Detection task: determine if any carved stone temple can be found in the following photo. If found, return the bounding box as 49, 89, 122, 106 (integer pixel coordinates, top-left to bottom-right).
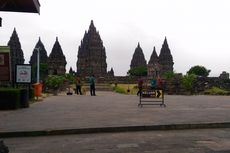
47, 37, 67, 75
158, 37, 174, 75
7, 28, 25, 82
130, 42, 147, 69
148, 46, 161, 78
76, 20, 107, 77
29, 37, 48, 65
148, 37, 174, 77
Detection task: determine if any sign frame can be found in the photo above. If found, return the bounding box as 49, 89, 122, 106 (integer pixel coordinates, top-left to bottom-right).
15, 64, 32, 84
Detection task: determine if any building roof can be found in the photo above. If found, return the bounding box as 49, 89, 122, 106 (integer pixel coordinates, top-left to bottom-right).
0, 0, 40, 14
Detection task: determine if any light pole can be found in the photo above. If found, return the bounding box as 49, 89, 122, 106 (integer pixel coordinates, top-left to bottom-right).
35, 47, 40, 83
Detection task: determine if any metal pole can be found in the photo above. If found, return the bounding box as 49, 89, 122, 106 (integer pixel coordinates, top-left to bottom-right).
35, 48, 40, 83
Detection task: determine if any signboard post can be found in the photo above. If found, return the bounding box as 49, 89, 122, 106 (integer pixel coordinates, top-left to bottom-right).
0, 46, 11, 82
15, 64, 32, 84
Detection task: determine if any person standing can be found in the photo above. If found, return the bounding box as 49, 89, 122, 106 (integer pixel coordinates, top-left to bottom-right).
75, 75, 82, 95
150, 77, 157, 90
157, 76, 163, 89
137, 77, 144, 96
89, 74, 96, 96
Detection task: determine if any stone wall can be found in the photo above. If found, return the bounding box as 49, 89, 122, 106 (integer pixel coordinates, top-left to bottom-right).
162, 77, 230, 95
97, 76, 230, 95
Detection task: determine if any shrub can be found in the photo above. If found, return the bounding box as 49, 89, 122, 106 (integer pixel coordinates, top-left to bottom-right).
162, 71, 176, 80
113, 86, 126, 94
181, 74, 196, 93
204, 87, 229, 95
45, 75, 65, 90
0, 88, 21, 110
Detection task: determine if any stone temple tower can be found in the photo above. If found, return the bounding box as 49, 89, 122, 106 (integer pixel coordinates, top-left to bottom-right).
7, 28, 25, 82
130, 42, 147, 69
48, 37, 67, 75
148, 46, 161, 78
77, 20, 107, 77
29, 37, 48, 65
158, 37, 174, 75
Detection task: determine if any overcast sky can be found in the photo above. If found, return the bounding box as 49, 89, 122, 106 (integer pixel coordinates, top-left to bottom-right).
1, 0, 230, 76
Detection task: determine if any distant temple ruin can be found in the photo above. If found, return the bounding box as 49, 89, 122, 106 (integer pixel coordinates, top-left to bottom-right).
47, 37, 67, 75
7, 28, 25, 82
148, 38, 174, 78
29, 37, 48, 66
130, 43, 147, 69
130, 37, 174, 78
158, 37, 174, 75
76, 20, 107, 77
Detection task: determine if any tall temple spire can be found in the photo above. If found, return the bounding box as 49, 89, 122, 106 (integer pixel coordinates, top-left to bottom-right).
137, 42, 140, 48
8, 28, 25, 82
148, 46, 159, 65
163, 37, 169, 48
38, 36, 41, 42
29, 37, 48, 65
89, 20, 96, 33
29, 37, 48, 82
48, 38, 67, 75
130, 43, 147, 69
77, 20, 107, 77
159, 37, 174, 74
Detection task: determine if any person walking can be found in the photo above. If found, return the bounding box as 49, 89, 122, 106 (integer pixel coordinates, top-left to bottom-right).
89, 74, 96, 96
75, 75, 82, 95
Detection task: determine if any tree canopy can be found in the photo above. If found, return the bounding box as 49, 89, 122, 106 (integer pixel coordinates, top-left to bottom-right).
187, 65, 210, 77
127, 66, 147, 76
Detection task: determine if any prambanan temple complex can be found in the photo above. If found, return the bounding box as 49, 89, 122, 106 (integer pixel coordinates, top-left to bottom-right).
7, 21, 174, 80
3, 20, 230, 93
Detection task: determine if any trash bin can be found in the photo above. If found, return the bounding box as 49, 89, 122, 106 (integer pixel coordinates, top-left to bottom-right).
33, 83, 42, 97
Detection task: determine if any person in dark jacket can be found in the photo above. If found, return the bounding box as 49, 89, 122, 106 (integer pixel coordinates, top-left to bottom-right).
89, 75, 96, 96
75, 75, 82, 95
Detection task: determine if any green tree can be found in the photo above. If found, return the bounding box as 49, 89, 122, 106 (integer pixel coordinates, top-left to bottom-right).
127, 66, 147, 76
181, 74, 196, 93
162, 71, 176, 80
31, 63, 48, 82
187, 65, 210, 77
45, 75, 65, 90
65, 73, 75, 84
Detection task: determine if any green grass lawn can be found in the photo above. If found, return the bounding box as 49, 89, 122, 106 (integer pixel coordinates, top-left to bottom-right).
112, 84, 138, 95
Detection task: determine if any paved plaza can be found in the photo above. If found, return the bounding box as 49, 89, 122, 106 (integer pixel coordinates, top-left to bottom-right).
1, 91, 230, 152
0, 91, 230, 133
